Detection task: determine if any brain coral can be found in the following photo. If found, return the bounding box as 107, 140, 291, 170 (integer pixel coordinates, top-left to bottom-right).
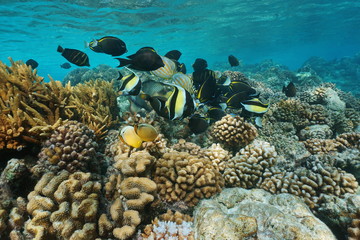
36, 120, 98, 174
25, 170, 101, 240
154, 151, 224, 207
211, 115, 258, 149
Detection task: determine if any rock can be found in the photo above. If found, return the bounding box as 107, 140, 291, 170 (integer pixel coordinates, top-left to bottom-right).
299, 124, 333, 140
194, 188, 336, 240
324, 88, 346, 111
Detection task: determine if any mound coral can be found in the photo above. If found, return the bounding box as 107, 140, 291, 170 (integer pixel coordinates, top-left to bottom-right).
211, 115, 258, 149
36, 121, 98, 174
25, 170, 101, 240
154, 151, 224, 207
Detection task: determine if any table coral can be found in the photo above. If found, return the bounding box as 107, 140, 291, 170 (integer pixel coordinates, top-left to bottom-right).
211, 115, 258, 149
25, 170, 101, 240
36, 120, 98, 174
154, 151, 224, 207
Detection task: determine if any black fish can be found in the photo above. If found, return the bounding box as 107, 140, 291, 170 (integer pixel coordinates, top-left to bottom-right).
196, 76, 217, 103
165, 50, 182, 61
206, 106, 226, 123
116, 47, 164, 71
192, 69, 217, 90
176, 62, 186, 74
228, 55, 240, 67
282, 82, 296, 97
227, 80, 257, 96
25, 59, 38, 69
88, 36, 127, 56
192, 58, 208, 72
188, 114, 209, 134
225, 91, 253, 109
57, 45, 90, 67
60, 62, 71, 69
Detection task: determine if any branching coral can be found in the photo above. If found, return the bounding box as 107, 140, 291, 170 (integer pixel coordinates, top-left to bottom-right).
0, 59, 119, 150
36, 121, 98, 174
211, 115, 258, 149
154, 151, 224, 207
25, 170, 101, 240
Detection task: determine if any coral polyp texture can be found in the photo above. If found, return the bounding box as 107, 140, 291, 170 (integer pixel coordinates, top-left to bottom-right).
36, 120, 98, 173
211, 114, 258, 149
154, 151, 224, 207
25, 170, 101, 240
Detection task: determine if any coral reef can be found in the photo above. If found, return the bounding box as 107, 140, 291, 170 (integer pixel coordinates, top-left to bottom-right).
154, 151, 224, 207
211, 115, 258, 150
35, 121, 98, 174
194, 188, 336, 240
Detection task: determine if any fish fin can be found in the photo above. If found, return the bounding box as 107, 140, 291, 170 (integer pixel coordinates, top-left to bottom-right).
57, 45, 63, 53
117, 71, 123, 80
116, 58, 132, 68
223, 76, 231, 86
84, 41, 89, 48
219, 103, 227, 110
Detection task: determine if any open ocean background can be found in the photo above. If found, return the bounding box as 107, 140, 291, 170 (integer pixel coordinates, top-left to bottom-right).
1, 0, 360, 84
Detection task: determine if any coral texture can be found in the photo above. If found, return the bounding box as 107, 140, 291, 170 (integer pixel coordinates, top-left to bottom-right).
211, 115, 258, 149
36, 121, 98, 173
25, 170, 101, 240
154, 151, 224, 207
203, 143, 232, 172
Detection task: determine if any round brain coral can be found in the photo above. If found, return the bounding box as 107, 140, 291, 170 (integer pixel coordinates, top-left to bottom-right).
154, 151, 224, 207
211, 115, 258, 148
38, 120, 98, 173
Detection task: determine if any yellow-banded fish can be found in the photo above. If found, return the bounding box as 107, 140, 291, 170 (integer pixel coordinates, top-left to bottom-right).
119, 126, 143, 148
206, 105, 226, 123
241, 98, 269, 114
165, 85, 195, 120
57, 45, 90, 67
134, 123, 158, 141
192, 69, 217, 89
117, 71, 141, 96
188, 114, 209, 134
228, 55, 240, 67
225, 91, 253, 109
116, 47, 164, 71
150, 56, 177, 79
140, 94, 169, 119
87, 36, 127, 56
196, 76, 217, 103
171, 72, 194, 95
229, 80, 256, 95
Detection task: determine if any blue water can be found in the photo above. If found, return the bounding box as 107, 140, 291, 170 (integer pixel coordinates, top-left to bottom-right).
1, 0, 360, 81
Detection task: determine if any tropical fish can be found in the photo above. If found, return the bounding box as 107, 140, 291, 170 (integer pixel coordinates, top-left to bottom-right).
206, 105, 226, 123
241, 98, 269, 114
119, 126, 143, 148
228, 80, 256, 95
87, 36, 127, 56
57, 45, 90, 67
228, 55, 240, 67
142, 80, 175, 99
165, 50, 182, 61
176, 62, 187, 74
134, 123, 158, 141
192, 69, 217, 90
255, 116, 263, 128
116, 47, 164, 71
196, 76, 217, 103
128, 95, 152, 113
225, 91, 253, 109
139, 94, 169, 118
188, 114, 209, 134
150, 56, 177, 79
165, 85, 195, 120
117, 71, 141, 96
192, 58, 208, 72
25, 59, 38, 69
60, 62, 71, 69
282, 82, 296, 97
171, 72, 194, 95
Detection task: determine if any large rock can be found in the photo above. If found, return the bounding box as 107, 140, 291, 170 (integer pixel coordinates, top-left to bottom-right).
194, 188, 336, 240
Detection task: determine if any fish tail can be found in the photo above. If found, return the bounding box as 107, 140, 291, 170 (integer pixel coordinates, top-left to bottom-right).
57, 45, 63, 53
84, 41, 89, 48
117, 71, 123, 80
116, 58, 132, 68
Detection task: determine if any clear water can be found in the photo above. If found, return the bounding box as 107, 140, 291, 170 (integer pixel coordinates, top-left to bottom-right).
1, 0, 360, 81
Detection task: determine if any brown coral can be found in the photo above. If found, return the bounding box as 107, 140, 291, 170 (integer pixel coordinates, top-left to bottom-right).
348, 208, 360, 240
211, 115, 258, 149
203, 143, 232, 172
154, 151, 224, 207
36, 120, 98, 174
25, 170, 101, 240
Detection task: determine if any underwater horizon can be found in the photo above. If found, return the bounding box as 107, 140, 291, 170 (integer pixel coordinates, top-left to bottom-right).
1, 0, 360, 84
